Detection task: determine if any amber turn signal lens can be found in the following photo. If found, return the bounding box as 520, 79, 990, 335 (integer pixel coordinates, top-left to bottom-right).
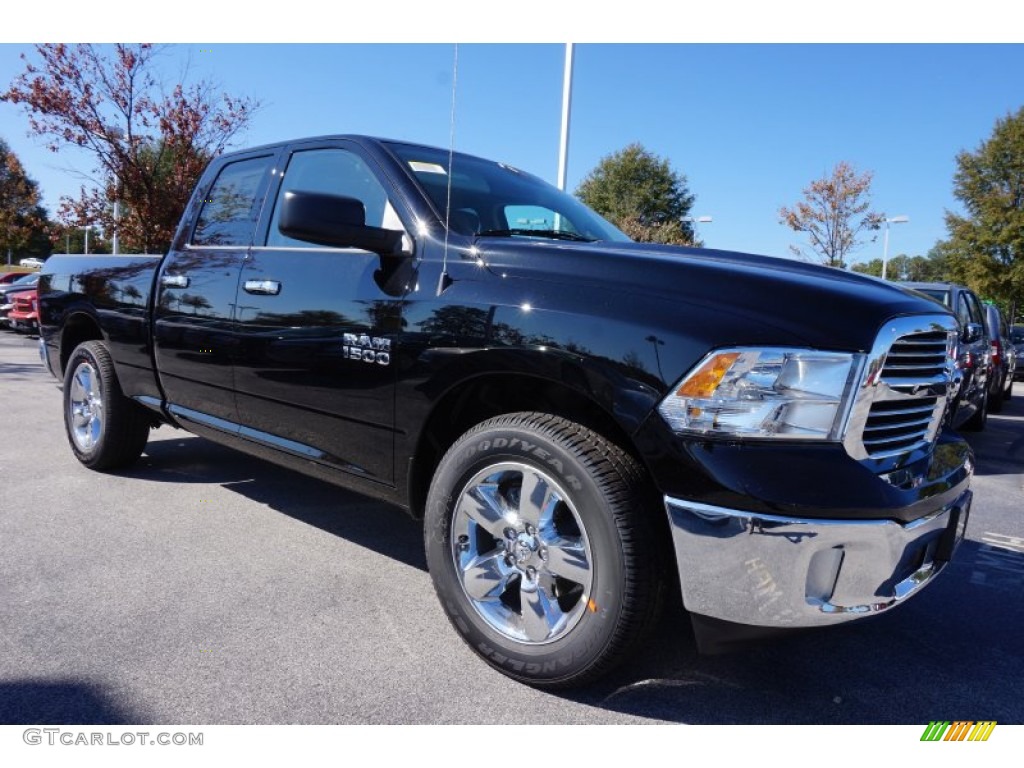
676, 352, 740, 398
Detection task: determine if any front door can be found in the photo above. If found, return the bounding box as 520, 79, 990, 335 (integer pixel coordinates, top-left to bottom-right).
231, 143, 409, 485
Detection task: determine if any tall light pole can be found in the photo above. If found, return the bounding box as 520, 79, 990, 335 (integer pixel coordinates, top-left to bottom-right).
112, 197, 120, 255
83, 225, 92, 255
556, 43, 574, 192
103, 124, 124, 255
881, 215, 909, 280
682, 215, 713, 246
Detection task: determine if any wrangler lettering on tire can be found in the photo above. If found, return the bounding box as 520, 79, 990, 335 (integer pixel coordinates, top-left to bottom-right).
424, 412, 660, 688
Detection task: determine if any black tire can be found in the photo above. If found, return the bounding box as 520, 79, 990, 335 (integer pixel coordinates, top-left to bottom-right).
1004, 375, 1013, 402
962, 389, 988, 432
424, 412, 661, 688
63, 340, 151, 470
989, 381, 1004, 412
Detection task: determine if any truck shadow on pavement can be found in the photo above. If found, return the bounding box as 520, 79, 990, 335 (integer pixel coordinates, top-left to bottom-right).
124, 432, 428, 572
570, 537, 1024, 724
0, 681, 142, 725
0, 360, 46, 381
121, 432, 1023, 724
959, 388, 1024, 477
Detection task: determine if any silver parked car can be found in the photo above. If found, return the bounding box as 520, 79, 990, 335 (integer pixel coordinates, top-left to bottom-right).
1011, 325, 1024, 382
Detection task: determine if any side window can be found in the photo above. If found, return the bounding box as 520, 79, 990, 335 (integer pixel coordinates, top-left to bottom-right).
267, 148, 393, 248
192, 156, 271, 247
966, 293, 985, 326
956, 294, 972, 329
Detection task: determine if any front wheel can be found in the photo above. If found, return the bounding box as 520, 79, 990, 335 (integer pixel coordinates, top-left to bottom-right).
63, 340, 151, 470
425, 413, 661, 688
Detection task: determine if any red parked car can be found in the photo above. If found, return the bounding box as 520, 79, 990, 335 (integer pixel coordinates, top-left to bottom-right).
8, 288, 39, 333
0, 271, 31, 285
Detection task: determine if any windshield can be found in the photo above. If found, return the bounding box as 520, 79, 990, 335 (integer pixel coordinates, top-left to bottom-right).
385, 142, 630, 243
6, 273, 39, 288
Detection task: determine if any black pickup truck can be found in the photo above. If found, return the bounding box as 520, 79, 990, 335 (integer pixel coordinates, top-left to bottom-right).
38, 135, 973, 687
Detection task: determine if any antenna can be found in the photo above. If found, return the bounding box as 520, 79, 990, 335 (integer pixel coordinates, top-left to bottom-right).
437, 43, 458, 296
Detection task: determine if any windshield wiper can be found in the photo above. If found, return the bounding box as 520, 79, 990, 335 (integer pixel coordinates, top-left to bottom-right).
475, 228, 595, 242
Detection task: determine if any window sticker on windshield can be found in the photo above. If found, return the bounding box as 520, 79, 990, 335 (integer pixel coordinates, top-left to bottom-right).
409, 161, 447, 175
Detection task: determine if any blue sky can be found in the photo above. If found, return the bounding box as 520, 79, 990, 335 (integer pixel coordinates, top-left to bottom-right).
2, 41, 1023, 264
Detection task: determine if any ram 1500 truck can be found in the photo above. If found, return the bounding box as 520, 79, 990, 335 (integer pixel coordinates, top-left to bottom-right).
38, 135, 973, 688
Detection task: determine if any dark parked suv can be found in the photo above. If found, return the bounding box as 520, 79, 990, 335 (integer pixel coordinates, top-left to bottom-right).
983, 303, 1015, 410
902, 282, 991, 430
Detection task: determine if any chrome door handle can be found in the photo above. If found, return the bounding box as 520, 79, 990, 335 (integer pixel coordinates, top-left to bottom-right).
244, 279, 281, 296
160, 274, 190, 289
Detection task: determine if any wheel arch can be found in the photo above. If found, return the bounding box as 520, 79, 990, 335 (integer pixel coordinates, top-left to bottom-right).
406, 368, 658, 521
59, 310, 106, 377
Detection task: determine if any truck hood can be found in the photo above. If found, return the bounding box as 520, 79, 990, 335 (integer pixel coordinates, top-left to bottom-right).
468, 238, 943, 352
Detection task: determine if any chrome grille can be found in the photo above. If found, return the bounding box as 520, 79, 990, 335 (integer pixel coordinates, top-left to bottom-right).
864, 330, 950, 458
844, 316, 957, 463
879, 331, 949, 380
863, 397, 940, 455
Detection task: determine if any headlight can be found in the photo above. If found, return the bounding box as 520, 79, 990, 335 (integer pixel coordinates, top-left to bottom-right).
657, 348, 863, 440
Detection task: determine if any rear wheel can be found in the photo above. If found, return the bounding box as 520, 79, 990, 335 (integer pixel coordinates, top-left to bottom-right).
63, 340, 151, 470
424, 412, 661, 688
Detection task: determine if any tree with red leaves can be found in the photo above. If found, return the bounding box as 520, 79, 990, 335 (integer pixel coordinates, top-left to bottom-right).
2, 44, 258, 254
779, 161, 884, 269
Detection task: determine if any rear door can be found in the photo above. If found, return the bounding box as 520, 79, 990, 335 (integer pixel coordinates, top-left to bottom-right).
230, 140, 411, 485
153, 151, 277, 429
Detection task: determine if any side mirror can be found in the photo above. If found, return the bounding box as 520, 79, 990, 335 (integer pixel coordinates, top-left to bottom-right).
278, 190, 406, 256
962, 322, 984, 345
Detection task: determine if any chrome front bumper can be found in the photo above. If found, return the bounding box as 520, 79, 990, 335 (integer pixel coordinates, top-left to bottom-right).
665, 491, 971, 627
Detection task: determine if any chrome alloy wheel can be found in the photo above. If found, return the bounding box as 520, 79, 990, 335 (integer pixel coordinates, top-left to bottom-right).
68, 361, 104, 452
451, 462, 594, 645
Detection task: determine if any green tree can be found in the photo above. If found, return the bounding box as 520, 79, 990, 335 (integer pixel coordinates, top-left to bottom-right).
851, 257, 886, 278
575, 143, 697, 245
0, 138, 47, 264
21, 205, 54, 259
779, 161, 884, 269
940, 106, 1024, 324
851, 249, 951, 282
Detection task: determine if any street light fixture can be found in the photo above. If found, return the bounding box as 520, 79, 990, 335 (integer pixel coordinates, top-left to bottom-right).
682, 215, 713, 246
881, 215, 909, 280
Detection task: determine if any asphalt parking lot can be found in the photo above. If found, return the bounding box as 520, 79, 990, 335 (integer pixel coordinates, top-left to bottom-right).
1, 331, 1022, 725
